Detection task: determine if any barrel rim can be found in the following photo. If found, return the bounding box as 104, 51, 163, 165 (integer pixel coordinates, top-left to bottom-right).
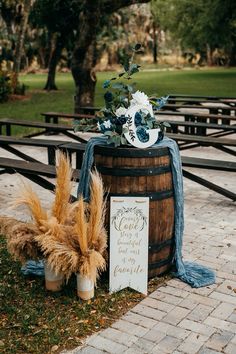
94, 144, 169, 157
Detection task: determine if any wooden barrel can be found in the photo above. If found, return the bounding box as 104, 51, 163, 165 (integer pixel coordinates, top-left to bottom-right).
94, 145, 175, 279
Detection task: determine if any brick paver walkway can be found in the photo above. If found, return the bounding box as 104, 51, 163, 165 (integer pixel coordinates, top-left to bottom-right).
0, 135, 235, 354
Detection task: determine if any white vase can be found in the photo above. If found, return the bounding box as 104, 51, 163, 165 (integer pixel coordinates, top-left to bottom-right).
44, 261, 64, 291
76, 274, 94, 300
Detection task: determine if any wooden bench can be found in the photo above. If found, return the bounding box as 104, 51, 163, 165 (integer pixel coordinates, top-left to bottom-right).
156, 110, 236, 138
181, 156, 236, 172
0, 157, 80, 201
0, 136, 65, 164
59, 142, 86, 169
166, 120, 236, 136
156, 110, 236, 123
41, 111, 96, 124
162, 103, 236, 115
168, 94, 236, 104
0, 118, 89, 143
181, 156, 236, 201
41, 109, 236, 139
40, 109, 236, 144
0, 135, 87, 168
168, 97, 236, 106
167, 132, 236, 156
167, 132, 236, 146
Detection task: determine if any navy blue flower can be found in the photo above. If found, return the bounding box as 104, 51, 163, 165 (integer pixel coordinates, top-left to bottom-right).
104, 91, 113, 102
115, 124, 123, 134
136, 126, 149, 143
134, 112, 142, 126
117, 115, 128, 125
98, 124, 106, 133
156, 131, 164, 143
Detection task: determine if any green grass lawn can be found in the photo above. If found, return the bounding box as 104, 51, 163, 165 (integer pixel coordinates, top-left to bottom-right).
0, 67, 235, 136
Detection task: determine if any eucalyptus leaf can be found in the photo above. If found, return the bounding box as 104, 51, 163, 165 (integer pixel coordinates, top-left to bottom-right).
110, 135, 117, 144
121, 136, 127, 145
123, 62, 130, 72
112, 83, 125, 90
127, 84, 134, 92
147, 121, 153, 129
153, 121, 160, 129
104, 131, 113, 136
129, 63, 140, 75
115, 135, 121, 147
162, 121, 171, 128
83, 125, 94, 132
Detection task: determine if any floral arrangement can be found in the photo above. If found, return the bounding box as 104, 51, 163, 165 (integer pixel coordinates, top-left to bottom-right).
75, 44, 170, 147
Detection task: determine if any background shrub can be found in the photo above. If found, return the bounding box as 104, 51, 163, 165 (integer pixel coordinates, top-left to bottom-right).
0, 71, 11, 103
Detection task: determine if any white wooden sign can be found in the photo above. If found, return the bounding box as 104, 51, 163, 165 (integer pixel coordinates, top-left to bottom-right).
123, 104, 160, 148
109, 196, 149, 295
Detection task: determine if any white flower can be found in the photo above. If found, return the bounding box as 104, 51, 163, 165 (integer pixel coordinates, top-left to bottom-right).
103, 120, 112, 128
130, 90, 150, 107
115, 107, 127, 117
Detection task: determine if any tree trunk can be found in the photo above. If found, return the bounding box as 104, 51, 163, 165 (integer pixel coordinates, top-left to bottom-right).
152, 22, 158, 64
72, 0, 150, 111
72, 1, 101, 112
72, 42, 98, 111
227, 44, 236, 66
38, 31, 53, 69
13, 0, 31, 76
44, 34, 64, 91
206, 43, 213, 66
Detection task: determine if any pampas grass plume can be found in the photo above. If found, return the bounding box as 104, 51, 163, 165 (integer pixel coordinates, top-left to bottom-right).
73, 196, 88, 255
13, 183, 47, 227
51, 152, 73, 224
88, 170, 106, 246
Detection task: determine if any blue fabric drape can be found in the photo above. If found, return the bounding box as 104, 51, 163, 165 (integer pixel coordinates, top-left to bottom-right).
21, 260, 44, 276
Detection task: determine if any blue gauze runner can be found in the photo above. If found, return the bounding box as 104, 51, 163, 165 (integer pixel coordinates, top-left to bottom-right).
21, 260, 44, 276
77, 135, 215, 288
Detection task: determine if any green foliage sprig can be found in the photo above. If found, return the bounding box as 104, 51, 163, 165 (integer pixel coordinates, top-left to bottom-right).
101, 43, 142, 111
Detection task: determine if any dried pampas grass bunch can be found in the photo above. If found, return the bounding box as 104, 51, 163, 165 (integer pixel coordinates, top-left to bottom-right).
36, 169, 107, 284
0, 216, 41, 262
2, 152, 107, 284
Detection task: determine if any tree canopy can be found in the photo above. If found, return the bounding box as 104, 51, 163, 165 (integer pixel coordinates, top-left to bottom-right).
151, 0, 236, 65
1, 0, 236, 107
